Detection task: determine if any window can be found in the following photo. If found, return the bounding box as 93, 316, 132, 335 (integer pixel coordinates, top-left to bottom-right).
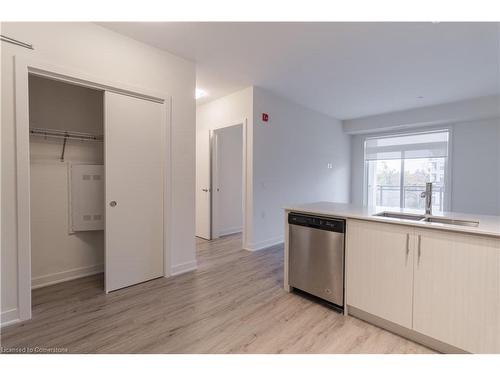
364, 130, 450, 211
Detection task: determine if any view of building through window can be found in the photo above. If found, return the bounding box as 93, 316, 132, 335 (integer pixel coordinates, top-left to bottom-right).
365, 130, 449, 211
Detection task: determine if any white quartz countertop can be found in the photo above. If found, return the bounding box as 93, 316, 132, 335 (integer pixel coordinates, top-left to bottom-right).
284, 202, 500, 238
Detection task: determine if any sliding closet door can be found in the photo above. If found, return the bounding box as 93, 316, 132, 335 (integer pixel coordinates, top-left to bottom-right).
104, 92, 165, 292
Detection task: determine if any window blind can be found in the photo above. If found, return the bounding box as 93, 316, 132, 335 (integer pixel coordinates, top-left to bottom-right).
365, 130, 449, 161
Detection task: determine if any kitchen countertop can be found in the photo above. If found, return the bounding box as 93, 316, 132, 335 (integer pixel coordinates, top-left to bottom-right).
284, 202, 500, 238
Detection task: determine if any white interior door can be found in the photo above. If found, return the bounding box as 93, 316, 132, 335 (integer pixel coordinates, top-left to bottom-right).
211, 125, 243, 238
195, 131, 212, 240
104, 91, 165, 292
211, 131, 220, 238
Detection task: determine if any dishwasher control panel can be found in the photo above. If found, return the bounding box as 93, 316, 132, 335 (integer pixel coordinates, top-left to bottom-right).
288, 213, 345, 233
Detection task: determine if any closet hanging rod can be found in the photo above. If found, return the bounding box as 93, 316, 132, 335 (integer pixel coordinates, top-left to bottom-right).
29, 127, 103, 142
1, 34, 34, 50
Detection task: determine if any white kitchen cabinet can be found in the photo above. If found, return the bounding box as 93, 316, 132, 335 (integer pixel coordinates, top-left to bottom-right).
346, 219, 415, 329
347, 219, 500, 353
413, 229, 500, 353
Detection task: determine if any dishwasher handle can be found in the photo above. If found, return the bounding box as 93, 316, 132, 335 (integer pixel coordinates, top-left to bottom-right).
288, 213, 345, 233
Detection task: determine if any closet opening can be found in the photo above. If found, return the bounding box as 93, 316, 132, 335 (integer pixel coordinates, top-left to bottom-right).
28, 74, 105, 296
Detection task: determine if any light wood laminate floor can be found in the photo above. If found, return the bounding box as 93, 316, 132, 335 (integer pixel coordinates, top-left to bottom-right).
1, 234, 434, 353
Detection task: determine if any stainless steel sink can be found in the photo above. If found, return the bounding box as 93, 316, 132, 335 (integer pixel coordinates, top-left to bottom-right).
373, 211, 479, 227
373, 212, 425, 221
419, 217, 480, 227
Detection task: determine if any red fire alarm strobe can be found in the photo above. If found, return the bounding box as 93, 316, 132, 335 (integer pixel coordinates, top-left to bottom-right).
262, 113, 269, 122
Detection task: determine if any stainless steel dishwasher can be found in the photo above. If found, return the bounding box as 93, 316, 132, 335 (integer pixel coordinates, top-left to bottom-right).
288, 212, 345, 309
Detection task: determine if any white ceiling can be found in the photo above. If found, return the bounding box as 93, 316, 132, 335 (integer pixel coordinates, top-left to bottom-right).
99, 22, 500, 120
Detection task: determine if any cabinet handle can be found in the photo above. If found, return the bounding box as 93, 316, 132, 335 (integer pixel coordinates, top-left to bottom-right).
417, 234, 422, 263
406, 233, 410, 256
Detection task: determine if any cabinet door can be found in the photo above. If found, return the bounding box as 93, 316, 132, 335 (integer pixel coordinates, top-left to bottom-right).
346, 220, 414, 328
413, 229, 500, 353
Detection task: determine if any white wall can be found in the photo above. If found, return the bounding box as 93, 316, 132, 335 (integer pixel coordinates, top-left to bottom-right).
196, 86, 351, 250
251, 87, 351, 250
195, 87, 253, 242
349, 98, 500, 216
29, 76, 104, 288
214, 125, 243, 236
450, 118, 500, 215
29, 75, 104, 134
1, 22, 196, 324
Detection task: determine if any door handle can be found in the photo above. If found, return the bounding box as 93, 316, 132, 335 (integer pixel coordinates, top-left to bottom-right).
406, 233, 410, 256
202, 188, 210, 192
417, 234, 422, 263
109, 200, 117, 207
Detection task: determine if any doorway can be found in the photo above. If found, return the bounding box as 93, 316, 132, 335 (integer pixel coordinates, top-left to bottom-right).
15, 58, 171, 321
211, 124, 244, 239
28, 75, 105, 292
28, 75, 167, 296
196, 121, 247, 242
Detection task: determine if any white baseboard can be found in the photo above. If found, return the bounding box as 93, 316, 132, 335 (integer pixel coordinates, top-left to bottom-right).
32, 264, 104, 289
170, 260, 197, 276
1, 308, 20, 328
218, 226, 243, 237
245, 236, 284, 251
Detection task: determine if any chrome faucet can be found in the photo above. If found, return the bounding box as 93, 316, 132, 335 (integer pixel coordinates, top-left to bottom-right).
420, 182, 433, 215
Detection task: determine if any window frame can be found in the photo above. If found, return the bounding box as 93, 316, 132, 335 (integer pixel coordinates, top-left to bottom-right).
362, 128, 453, 212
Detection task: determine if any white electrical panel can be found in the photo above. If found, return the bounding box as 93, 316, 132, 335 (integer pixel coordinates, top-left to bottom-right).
70, 164, 104, 231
